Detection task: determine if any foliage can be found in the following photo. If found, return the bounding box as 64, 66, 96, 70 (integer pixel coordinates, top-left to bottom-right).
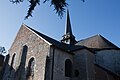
9, 0, 85, 19
0, 46, 6, 55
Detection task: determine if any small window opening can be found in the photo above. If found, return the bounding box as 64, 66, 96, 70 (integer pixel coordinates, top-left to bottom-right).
65, 59, 72, 77
26, 57, 35, 80
74, 70, 79, 77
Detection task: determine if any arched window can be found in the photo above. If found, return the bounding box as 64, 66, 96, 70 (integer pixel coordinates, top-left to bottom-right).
20, 45, 28, 66
65, 59, 72, 77
10, 53, 16, 70
26, 57, 35, 80
15, 45, 28, 80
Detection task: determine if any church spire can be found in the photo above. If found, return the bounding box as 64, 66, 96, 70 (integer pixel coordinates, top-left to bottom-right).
65, 9, 72, 35
61, 10, 76, 45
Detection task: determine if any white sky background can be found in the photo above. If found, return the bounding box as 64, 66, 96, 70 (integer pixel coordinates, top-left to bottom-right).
0, 0, 120, 53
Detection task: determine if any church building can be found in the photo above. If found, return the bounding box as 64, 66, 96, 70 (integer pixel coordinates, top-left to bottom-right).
1, 11, 120, 80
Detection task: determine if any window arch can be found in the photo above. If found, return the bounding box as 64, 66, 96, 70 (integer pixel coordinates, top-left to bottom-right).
65, 59, 72, 77
26, 57, 35, 80
20, 45, 28, 65
10, 53, 16, 70
15, 45, 28, 80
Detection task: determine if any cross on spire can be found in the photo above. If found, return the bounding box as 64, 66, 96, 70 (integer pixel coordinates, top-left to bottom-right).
61, 9, 76, 45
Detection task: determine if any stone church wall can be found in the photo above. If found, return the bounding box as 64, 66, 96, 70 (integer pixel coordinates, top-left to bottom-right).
73, 49, 95, 80
96, 49, 120, 75
94, 64, 120, 80
51, 47, 73, 80
3, 25, 51, 80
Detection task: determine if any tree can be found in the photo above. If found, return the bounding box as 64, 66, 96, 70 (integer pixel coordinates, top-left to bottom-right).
9, 0, 85, 19
0, 46, 6, 55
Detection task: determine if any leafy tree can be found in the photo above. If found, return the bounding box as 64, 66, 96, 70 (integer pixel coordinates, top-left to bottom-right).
0, 46, 6, 55
9, 0, 85, 19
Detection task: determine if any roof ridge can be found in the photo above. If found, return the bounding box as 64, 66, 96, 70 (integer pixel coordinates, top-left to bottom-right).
25, 24, 59, 43
76, 34, 118, 48
98, 35, 118, 48
77, 34, 100, 42
23, 24, 69, 51
23, 24, 52, 45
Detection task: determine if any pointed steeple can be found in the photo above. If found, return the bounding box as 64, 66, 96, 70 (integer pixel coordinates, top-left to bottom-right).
61, 10, 76, 45
65, 9, 72, 35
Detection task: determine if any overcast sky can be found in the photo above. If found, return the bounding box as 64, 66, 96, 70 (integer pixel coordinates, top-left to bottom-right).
0, 0, 120, 53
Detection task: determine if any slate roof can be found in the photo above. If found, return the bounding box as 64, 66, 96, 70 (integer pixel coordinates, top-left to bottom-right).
95, 63, 120, 77
25, 25, 67, 49
25, 24, 85, 52
25, 24, 119, 52
76, 34, 118, 49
